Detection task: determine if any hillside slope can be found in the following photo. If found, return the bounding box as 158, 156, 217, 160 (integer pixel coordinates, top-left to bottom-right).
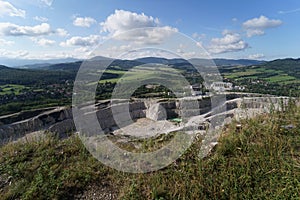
0, 65, 75, 85
0, 101, 299, 199
222, 58, 300, 96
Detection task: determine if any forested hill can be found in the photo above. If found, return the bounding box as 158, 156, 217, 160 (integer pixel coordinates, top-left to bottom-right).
221, 58, 300, 96
264, 58, 300, 79
1, 57, 299, 86
0, 65, 75, 85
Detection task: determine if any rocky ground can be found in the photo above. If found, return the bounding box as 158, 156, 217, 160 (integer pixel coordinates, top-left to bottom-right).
113, 118, 180, 138
74, 184, 118, 200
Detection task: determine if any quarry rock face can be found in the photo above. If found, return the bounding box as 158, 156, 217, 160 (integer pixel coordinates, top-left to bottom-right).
146, 103, 167, 121
0, 95, 292, 144
0, 108, 74, 144
48, 119, 75, 137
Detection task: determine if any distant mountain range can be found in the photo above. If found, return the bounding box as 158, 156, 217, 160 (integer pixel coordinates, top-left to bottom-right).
0, 57, 298, 74
0, 57, 299, 86
135, 57, 265, 66
0, 57, 80, 68
0, 56, 266, 68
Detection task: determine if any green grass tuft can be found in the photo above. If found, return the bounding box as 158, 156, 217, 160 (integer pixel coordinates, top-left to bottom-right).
0, 102, 299, 199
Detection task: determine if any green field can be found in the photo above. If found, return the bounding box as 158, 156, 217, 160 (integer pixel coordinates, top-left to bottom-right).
266, 74, 296, 83
97, 67, 185, 88
223, 66, 299, 84
224, 69, 261, 79
0, 84, 28, 95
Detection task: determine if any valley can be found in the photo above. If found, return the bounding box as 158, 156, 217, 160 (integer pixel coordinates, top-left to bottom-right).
0, 57, 299, 199
1, 1, 300, 199
0, 57, 299, 116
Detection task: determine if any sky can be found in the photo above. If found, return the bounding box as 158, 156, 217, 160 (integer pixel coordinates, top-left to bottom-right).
0, 0, 300, 62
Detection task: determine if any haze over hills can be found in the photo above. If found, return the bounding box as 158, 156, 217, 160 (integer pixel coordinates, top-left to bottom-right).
1, 56, 267, 70
0, 57, 297, 74
0, 57, 81, 68
0, 57, 298, 87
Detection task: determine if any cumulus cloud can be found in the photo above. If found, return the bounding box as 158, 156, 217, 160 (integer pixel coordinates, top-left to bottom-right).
73, 17, 97, 27
0, 49, 29, 58
34, 16, 48, 22
0, 22, 67, 38
243, 15, 282, 37
196, 42, 203, 48
60, 35, 101, 47
107, 44, 132, 53
56, 28, 68, 37
176, 48, 196, 58
248, 53, 265, 60
192, 32, 206, 40
245, 29, 265, 37
0, 22, 52, 36
175, 43, 206, 59
100, 10, 177, 45
101, 10, 160, 35
31, 38, 56, 46
114, 26, 178, 45
0, 0, 26, 18
0, 38, 14, 45
208, 31, 249, 54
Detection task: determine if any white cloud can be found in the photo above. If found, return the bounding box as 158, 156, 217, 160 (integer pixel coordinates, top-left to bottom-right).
176, 48, 196, 58
100, 10, 177, 45
208, 32, 249, 54
211, 32, 240, 45
23, 51, 80, 60
60, 35, 101, 47
243, 15, 282, 29
31, 38, 56, 46
278, 8, 300, 14
113, 26, 178, 45
107, 44, 132, 52
243, 15, 282, 37
175, 43, 206, 59
0, 23, 68, 37
245, 29, 265, 37
0, 22, 52, 36
40, 0, 53, 6
0, 0, 25, 18
74, 46, 91, 53
192, 32, 206, 40
73, 47, 94, 58
232, 18, 238, 22
196, 42, 203, 47
0, 49, 29, 58
248, 53, 265, 60
182, 51, 196, 58
56, 28, 68, 37
101, 10, 160, 35
221, 29, 234, 35
73, 17, 97, 27
34, 16, 48, 22
0, 38, 14, 45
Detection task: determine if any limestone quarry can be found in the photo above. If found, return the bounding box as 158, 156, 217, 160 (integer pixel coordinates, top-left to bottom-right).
0, 93, 291, 145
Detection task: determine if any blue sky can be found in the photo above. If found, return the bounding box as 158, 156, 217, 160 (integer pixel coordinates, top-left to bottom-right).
0, 0, 299, 61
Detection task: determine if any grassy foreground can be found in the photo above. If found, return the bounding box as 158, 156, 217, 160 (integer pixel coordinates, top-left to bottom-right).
0, 102, 300, 199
